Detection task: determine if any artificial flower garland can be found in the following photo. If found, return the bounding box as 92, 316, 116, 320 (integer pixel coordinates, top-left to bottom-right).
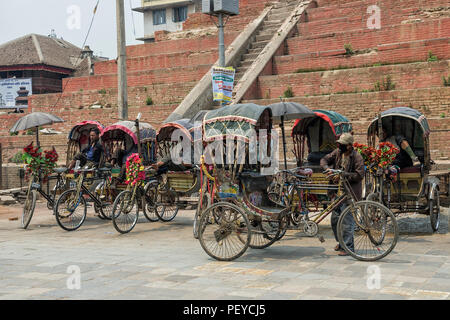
125, 153, 145, 185
22, 142, 58, 181
353, 141, 399, 169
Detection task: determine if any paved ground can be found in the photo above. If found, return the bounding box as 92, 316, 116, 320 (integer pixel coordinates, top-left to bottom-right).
0, 201, 449, 300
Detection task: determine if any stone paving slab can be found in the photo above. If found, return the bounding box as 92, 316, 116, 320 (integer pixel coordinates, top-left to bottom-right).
0, 203, 449, 300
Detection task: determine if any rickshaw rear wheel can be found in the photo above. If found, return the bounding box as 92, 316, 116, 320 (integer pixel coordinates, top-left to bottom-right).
249, 216, 283, 249
337, 200, 398, 261
429, 187, 440, 232
198, 202, 250, 261
155, 190, 179, 222
112, 190, 139, 234
143, 181, 159, 222
22, 189, 37, 229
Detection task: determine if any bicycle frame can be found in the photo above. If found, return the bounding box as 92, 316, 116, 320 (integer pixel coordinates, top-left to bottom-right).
27, 171, 65, 208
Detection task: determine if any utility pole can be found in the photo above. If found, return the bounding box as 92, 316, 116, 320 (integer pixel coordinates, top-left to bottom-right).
218, 13, 225, 67
116, 0, 128, 120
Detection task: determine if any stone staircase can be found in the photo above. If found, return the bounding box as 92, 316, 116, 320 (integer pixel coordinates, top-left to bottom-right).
233, 0, 300, 83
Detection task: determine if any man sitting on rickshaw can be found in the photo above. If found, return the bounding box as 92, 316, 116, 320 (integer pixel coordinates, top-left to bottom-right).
320, 133, 364, 256
68, 128, 104, 170
378, 126, 420, 169
110, 144, 138, 185
152, 141, 192, 174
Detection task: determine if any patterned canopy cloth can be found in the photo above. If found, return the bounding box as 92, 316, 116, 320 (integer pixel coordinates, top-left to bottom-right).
203, 103, 272, 142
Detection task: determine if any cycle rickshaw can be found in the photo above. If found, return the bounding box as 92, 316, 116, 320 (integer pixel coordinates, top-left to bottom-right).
155, 118, 202, 222
196, 104, 398, 261
282, 110, 354, 235
365, 107, 442, 231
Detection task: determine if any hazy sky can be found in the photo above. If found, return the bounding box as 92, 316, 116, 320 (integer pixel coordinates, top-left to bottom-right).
0, 0, 144, 59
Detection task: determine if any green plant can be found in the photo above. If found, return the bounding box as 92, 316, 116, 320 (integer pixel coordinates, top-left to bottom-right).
374, 76, 396, 91
9, 131, 18, 136
98, 88, 107, 94
79, 88, 84, 92
440, 113, 445, 118
9, 151, 24, 163
372, 63, 382, 67
283, 86, 294, 98
443, 76, 450, 87
146, 97, 153, 106
344, 44, 354, 56
427, 51, 438, 62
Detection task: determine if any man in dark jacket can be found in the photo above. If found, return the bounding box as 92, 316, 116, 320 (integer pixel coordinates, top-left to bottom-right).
320, 133, 364, 256
68, 128, 103, 170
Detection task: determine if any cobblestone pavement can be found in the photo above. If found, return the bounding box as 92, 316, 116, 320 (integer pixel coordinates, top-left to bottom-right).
0, 202, 449, 300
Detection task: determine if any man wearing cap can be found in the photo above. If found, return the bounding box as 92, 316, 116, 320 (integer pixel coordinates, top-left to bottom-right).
320, 133, 364, 256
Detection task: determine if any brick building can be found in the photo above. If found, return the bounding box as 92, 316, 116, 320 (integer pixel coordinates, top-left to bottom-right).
0, 34, 106, 95
0, 0, 449, 180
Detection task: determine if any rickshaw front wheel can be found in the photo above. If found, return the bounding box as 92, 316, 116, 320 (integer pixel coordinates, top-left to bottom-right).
429, 187, 440, 232
22, 189, 37, 229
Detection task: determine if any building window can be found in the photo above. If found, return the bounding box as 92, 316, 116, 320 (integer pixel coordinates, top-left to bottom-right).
173, 6, 188, 22
153, 9, 166, 25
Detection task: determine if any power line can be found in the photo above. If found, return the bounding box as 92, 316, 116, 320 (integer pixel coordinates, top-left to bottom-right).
51, 0, 100, 110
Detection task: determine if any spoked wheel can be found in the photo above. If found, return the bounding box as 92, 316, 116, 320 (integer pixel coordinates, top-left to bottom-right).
55, 189, 87, 231
194, 189, 212, 239
22, 189, 37, 229
143, 182, 159, 222
96, 183, 115, 220
429, 187, 440, 232
337, 200, 398, 261
198, 202, 250, 261
248, 213, 286, 249
112, 190, 139, 234
155, 189, 179, 222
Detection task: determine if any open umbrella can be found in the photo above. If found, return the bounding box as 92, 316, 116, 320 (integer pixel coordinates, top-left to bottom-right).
268, 101, 315, 170
10, 112, 65, 148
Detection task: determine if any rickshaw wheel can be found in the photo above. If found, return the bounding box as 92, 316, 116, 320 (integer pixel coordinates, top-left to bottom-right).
429, 188, 440, 232
366, 192, 380, 203
194, 191, 211, 239
337, 200, 398, 261
22, 189, 37, 229
198, 202, 250, 261
155, 190, 179, 222
143, 181, 159, 222
249, 211, 288, 249
55, 189, 87, 231
112, 190, 139, 234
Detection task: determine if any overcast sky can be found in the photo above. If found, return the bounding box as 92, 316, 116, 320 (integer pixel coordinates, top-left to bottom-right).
0, 0, 144, 59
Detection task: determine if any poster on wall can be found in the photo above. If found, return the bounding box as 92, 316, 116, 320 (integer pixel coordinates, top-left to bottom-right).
211, 67, 235, 104
0, 78, 32, 109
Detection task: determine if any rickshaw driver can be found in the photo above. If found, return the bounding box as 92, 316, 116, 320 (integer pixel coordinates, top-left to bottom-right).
152, 141, 192, 175
378, 126, 420, 168
320, 133, 365, 256
110, 144, 138, 185
68, 128, 104, 170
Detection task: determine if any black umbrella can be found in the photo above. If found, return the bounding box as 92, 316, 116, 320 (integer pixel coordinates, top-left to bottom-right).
10, 112, 65, 148
268, 101, 315, 170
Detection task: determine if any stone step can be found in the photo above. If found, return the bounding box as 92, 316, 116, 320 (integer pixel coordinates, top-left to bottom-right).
251, 40, 270, 49
255, 34, 273, 42
268, 11, 290, 21
247, 47, 264, 55
239, 60, 254, 68
258, 28, 280, 37
242, 52, 259, 60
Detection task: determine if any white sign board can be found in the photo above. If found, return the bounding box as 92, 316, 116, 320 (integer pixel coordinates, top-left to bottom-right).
0, 78, 32, 108
211, 67, 235, 104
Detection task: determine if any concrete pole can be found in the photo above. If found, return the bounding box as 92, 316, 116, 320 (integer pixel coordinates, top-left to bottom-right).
218, 13, 225, 67
116, 0, 128, 120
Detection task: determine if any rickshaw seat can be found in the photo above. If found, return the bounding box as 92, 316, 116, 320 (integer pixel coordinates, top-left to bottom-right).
54, 167, 68, 174
167, 170, 192, 175
399, 166, 421, 174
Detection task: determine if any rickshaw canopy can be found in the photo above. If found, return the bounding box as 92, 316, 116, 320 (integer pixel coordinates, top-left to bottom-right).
157, 119, 194, 143
367, 107, 431, 137
101, 121, 156, 145
67, 120, 103, 141
203, 103, 272, 142
292, 109, 352, 137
